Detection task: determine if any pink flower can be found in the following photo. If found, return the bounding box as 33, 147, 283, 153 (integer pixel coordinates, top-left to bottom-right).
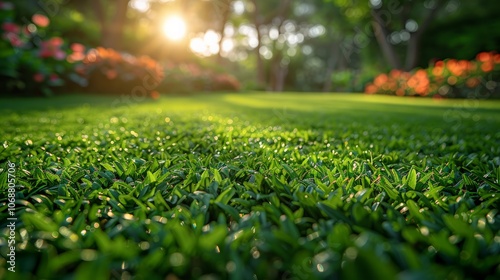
34, 73, 44, 82
2, 22, 19, 33
49, 37, 63, 47
38, 38, 66, 60
70, 43, 85, 53
32, 14, 50, 28
6, 33, 23, 47
67, 52, 85, 63
53, 50, 66, 60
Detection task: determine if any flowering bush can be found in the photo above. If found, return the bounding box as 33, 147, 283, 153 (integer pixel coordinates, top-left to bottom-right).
0, 2, 84, 95
0, 1, 239, 96
69, 47, 165, 95
365, 51, 500, 98
70, 52, 241, 95
161, 63, 241, 93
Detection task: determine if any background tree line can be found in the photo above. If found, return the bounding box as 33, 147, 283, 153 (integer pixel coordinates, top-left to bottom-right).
11, 0, 500, 92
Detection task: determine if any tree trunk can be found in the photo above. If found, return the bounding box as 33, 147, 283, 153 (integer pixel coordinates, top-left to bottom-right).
405, 34, 421, 71
371, 8, 402, 69
216, 0, 231, 63
275, 64, 288, 92
251, 0, 266, 89
323, 42, 340, 92
269, 48, 280, 91
404, 0, 444, 70
94, 0, 129, 49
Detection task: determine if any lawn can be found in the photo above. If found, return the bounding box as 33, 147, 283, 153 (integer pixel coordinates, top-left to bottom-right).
1, 92, 500, 280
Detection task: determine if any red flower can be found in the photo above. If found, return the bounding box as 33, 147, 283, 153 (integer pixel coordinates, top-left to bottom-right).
39, 48, 52, 58
2, 22, 19, 33
33, 73, 44, 82
50, 74, 59, 81
32, 14, 50, 28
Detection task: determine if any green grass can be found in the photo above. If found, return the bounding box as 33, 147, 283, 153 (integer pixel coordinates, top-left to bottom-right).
1, 92, 500, 280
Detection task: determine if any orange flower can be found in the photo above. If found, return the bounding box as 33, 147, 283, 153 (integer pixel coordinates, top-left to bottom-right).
365, 84, 378, 94
447, 59, 465, 76
32, 14, 50, 28
477, 52, 492, 62
432, 66, 444, 76
481, 62, 494, 72
415, 69, 427, 77
389, 69, 402, 78
373, 74, 388, 87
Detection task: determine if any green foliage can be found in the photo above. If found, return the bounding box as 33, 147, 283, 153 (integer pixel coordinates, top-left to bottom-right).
421, 0, 500, 64
1, 93, 500, 279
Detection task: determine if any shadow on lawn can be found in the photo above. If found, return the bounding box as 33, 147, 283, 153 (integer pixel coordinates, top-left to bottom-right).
1, 93, 499, 131
214, 94, 500, 131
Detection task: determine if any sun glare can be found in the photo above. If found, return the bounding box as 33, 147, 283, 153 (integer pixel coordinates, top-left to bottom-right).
162, 16, 187, 41
189, 29, 233, 57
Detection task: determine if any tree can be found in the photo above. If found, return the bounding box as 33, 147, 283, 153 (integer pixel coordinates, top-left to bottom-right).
370, 0, 451, 70
92, 0, 130, 49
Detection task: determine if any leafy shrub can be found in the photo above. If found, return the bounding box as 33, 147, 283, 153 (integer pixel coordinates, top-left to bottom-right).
365, 51, 500, 98
210, 73, 241, 91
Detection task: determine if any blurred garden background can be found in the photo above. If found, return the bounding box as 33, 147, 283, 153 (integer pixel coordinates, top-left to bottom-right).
1, 0, 500, 97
